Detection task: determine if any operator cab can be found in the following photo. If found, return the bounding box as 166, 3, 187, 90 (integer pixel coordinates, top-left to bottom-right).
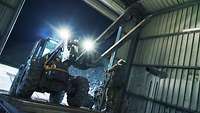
30, 38, 78, 63
42, 39, 59, 57
31, 39, 60, 60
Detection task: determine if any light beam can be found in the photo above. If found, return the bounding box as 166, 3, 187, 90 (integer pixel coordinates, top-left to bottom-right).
82, 39, 95, 52
57, 27, 71, 41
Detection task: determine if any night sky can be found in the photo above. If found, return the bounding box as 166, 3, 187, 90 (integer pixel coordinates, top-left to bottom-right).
1, 0, 112, 67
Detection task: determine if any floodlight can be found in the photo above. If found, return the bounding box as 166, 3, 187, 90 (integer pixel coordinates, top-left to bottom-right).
82, 39, 95, 52
58, 27, 71, 40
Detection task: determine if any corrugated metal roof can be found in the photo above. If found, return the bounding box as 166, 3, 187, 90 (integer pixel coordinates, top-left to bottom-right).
141, 0, 193, 12
100, 0, 125, 15
113, 0, 196, 13
84, 0, 198, 21
84, 0, 121, 21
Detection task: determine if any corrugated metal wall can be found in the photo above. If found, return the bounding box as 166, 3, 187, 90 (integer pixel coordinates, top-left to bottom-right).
124, 1, 200, 113
0, 0, 25, 55
141, 0, 193, 12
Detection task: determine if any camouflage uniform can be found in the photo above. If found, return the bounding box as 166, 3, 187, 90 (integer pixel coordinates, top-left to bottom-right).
94, 86, 104, 111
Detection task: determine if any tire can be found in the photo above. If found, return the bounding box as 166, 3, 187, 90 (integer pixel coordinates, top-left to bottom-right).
16, 59, 43, 99
49, 91, 65, 104
16, 77, 35, 98
82, 94, 94, 109
67, 76, 89, 107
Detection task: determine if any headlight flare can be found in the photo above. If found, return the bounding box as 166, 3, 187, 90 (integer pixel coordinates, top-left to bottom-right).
82, 39, 95, 52
57, 27, 72, 41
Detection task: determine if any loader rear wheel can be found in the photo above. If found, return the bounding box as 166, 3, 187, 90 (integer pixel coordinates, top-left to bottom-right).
16, 73, 37, 99
49, 91, 65, 104
16, 59, 43, 99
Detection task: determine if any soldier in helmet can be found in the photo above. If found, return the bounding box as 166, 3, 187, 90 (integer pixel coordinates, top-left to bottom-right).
105, 59, 127, 113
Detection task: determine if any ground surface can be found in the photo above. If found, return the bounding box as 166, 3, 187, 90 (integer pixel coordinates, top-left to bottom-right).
0, 94, 99, 113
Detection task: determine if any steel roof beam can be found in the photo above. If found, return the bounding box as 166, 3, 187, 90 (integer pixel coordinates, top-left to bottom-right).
83, 0, 119, 21
76, 4, 139, 61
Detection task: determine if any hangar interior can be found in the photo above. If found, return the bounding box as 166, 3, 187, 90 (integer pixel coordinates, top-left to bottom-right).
96, 0, 200, 113
1, 0, 200, 113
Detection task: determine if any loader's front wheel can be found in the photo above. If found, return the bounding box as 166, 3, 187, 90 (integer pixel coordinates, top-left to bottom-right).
67, 76, 89, 107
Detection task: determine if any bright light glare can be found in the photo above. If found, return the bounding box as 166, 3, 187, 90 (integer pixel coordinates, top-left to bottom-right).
58, 28, 71, 40
82, 39, 95, 52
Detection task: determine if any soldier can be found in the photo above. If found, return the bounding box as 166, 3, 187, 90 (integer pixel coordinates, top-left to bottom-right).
94, 85, 104, 111
105, 59, 127, 113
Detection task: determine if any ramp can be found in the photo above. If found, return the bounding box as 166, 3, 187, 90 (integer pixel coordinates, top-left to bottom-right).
0, 94, 98, 113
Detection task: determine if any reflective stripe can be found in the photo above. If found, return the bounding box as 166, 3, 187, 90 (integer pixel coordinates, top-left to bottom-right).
45, 68, 68, 73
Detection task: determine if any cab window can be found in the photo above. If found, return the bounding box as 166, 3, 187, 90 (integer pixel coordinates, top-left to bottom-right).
42, 40, 59, 56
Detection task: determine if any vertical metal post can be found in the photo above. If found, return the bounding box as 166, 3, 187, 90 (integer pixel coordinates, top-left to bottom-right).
108, 26, 123, 68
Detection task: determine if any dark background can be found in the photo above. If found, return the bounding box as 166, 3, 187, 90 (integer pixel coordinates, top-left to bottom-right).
0, 0, 112, 67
